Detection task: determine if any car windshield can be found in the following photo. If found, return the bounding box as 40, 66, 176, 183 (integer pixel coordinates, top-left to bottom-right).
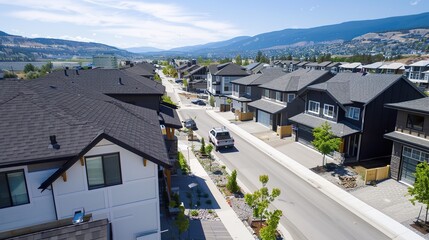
216, 132, 231, 140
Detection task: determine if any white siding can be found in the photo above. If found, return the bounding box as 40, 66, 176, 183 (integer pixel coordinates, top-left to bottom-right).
52, 139, 160, 240
0, 166, 56, 231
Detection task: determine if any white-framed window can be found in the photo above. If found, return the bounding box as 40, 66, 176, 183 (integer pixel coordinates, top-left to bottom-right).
323, 104, 335, 118
287, 93, 295, 103
308, 100, 320, 114
86, 153, 122, 190
275, 92, 283, 102
0, 169, 30, 208
263, 89, 270, 99
345, 106, 360, 120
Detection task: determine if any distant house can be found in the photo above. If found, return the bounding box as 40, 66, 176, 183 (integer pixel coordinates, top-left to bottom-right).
406, 60, 429, 88
0, 80, 171, 239
124, 62, 156, 80
287, 60, 302, 72
325, 62, 343, 74
227, 68, 287, 115
361, 62, 385, 73
289, 73, 425, 164
306, 61, 333, 71
379, 62, 405, 75
92, 55, 118, 69
206, 62, 249, 106
184, 65, 208, 92
339, 62, 362, 73
384, 97, 429, 185
244, 62, 265, 74
249, 69, 333, 132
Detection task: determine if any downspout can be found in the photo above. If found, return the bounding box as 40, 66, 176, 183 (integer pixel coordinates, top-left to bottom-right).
51, 184, 59, 220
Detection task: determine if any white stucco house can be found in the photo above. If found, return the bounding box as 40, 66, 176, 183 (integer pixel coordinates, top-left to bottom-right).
0, 79, 172, 239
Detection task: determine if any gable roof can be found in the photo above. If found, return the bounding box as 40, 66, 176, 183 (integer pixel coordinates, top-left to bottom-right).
232, 68, 287, 86
184, 65, 207, 78
308, 73, 404, 105
37, 68, 165, 95
385, 97, 429, 115
0, 80, 170, 170
362, 62, 384, 69
409, 60, 429, 67
379, 62, 405, 70
259, 68, 331, 92
208, 62, 249, 76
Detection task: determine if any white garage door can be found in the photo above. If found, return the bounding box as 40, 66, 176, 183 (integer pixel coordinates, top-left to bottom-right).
257, 110, 271, 127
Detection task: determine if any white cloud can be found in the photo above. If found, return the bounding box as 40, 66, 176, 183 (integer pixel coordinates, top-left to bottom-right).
410, 0, 421, 5
0, 0, 241, 49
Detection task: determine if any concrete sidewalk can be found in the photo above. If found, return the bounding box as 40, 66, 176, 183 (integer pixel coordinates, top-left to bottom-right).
177, 141, 254, 239
207, 109, 423, 240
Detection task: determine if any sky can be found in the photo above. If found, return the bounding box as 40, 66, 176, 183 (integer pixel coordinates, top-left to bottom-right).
0, 0, 428, 50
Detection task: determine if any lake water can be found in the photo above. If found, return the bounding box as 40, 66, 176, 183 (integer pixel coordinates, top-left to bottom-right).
0, 61, 92, 71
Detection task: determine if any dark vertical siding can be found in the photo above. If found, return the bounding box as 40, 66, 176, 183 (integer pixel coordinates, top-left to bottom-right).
305, 91, 339, 121
360, 79, 425, 161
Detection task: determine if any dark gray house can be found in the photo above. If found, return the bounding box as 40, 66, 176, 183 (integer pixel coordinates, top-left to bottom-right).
384, 97, 429, 185
123, 62, 156, 79
249, 69, 333, 131
227, 68, 287, 114
184, 65, 208, 92
290, 73, 425, 164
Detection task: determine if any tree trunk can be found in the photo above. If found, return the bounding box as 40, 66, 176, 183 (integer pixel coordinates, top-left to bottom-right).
322, 154, 326, 166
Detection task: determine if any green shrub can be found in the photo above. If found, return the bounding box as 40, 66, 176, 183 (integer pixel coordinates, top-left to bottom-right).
226, 169, 239, 194
177, 152, 189, 174
191, 210, 199, 217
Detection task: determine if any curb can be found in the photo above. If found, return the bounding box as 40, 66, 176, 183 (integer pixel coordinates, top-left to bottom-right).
207, 110, 423, 240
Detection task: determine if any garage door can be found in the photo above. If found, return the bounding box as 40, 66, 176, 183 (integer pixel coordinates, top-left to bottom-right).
257, 110, 271, 127
400, 146, 429, 185
297, 125, 314, 146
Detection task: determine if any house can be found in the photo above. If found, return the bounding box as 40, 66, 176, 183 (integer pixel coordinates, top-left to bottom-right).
227, 68, 287, 117
296, 61, 309, 70
0, 79, 171, 239
379, 62, 405, 75
289, 73, 425, 164
362, 62, 385, 73
248, 69, 333, 132
93, 55, 118, 69
36, 68, 182, 160
306, 61, 333, 71
325, 62, 343, 74
339, 62, 362, 73
124, 62, 156, 80
206, 62, 249, 106
287, 60, 302, 72
183, 65, 208, 92
406, 60, 429, 88
244, 62, 265, 74
384, 97, 429, 185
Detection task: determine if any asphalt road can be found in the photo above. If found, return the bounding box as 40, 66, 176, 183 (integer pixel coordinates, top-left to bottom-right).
179, 108, 388, 240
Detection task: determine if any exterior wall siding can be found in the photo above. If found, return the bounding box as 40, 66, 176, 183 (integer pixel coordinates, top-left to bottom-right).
0, 166, 57, 231
107, 94, 161, 111
52, 139, 160, 240
305, 91, 339, 122
395, 110, 429, 139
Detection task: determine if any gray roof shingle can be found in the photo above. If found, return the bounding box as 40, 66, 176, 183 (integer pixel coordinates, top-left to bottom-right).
384, 131, 429, 150
248, 99, 287, 114
385, 97, 429, 114
308, 73, 403, 105
232, 68, 287, 86
0, 80, 170, 169
208, 63, 249, 76
260, 69, 330, 92
123, 62, 156, 77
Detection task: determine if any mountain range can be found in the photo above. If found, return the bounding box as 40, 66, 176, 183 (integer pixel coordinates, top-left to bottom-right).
1, 12, 429, 60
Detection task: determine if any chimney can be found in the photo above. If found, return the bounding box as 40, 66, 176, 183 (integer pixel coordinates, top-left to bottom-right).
64, 69, 68, 76
48, 135, 60, 150
118, 77, 124, 85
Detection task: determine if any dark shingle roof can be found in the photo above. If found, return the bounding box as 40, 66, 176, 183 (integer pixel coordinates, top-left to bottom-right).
385, 97, 429, 114
308, 73, 403, 105
384, 131, 429, 150
37, 68, 165, 95
159, 104, 182, 128
248, 99, 287, 114
232, 68, 286, 86
289, 113, 360, 137
0, 80, 170, 169
260, 69, 330, 92
208, 63, 248, 76
184, 66, 207, 78
123, 62, 155, 77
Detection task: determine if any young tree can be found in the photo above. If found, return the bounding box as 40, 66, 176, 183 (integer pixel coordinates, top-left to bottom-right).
23, 63, 36, 73
260, 209, 282, 240
312, 122, 341, 166
226, 169, 239, 194
243, 58, 249, 66
245, 175, 281, 230
154, 73, 162, 82
174, 206, 189, 239
205, 144, 214, 171
255, 51, 263, 62
235, 55, 242, 65
408, 162, 429, 223
200, 137, 206, 154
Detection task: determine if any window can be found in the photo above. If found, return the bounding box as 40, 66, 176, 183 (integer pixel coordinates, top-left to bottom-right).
246, 86, 251, 95
287, 94, 295, 103
407, 114, 424, 131
323, 104, 335, 118
345, 106, 360, 120
0, 170, 29, 208
401, 147, 429, 184
86, 153, 122, 190
308, 100, 320, 114
263, 89, 270, 98
275, 92, 283, 102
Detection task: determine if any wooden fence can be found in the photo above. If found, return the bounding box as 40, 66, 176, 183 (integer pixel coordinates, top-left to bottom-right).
363, 165, 390, 184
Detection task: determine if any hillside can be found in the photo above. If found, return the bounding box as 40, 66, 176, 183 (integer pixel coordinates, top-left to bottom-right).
0, 32, 139, 61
